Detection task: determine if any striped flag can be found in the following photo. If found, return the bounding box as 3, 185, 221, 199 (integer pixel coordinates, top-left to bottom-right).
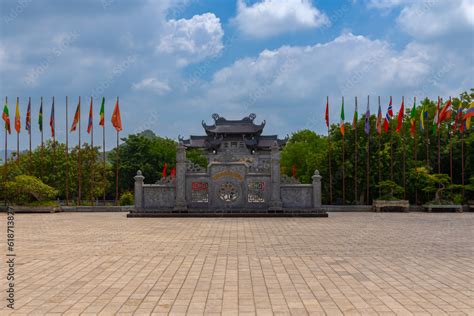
25, 98, 31, 133
87, 98, 93, 134
2, 100, 11, 134
383, 96, 393, 133
14, 97, 21, 133
99, 97, 105, 127
464, 102, 474, 129
70, 100, 80, 132
453, 106, 463, 133
340, 97, 345, 137
419, 100, 427, 130
439, 99, 452, 123
50, 98, 55, 138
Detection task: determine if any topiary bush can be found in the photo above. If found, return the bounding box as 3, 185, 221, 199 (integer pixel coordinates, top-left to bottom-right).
5, 175, 58, 205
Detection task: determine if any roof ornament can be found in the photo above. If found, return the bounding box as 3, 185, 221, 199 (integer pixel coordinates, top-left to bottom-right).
249, 113, 256, 121
212, 113, 220, 121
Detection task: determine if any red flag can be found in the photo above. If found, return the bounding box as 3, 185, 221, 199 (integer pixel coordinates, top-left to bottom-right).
111, 97, 122, 132
170, 167, 176, 178
439, 99, 452, 123
162, 163, 167, 178
70, 100, 80, 132
395, 98, 404, 133
292, 164, 297, 177
325, 98, 329, 128
87, 98, 93, 134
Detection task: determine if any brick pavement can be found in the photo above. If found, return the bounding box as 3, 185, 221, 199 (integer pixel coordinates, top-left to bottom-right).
0, 212, 472, 315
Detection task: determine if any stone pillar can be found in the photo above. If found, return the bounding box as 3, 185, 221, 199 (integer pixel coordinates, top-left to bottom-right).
312, 170, 322, 208
269, 141, 283, 210
134, 170, 145, 209
174, 143, 188, 211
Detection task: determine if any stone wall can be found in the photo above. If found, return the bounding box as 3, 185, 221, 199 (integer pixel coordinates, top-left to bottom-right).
281, 185, 313, 208
142, 185, 175, 209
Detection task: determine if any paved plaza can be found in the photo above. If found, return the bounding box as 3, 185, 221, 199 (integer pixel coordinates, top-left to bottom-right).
0, 212, 473, 315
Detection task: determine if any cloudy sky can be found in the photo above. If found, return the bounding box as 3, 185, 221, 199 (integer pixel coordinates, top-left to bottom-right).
1, 0, 473, 150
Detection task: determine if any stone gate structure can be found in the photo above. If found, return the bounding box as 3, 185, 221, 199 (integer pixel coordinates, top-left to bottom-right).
128, 114, 327, 217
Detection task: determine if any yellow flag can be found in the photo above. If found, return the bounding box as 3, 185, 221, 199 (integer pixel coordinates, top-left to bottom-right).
466, 101, 474, 129
15, 97, 21, 133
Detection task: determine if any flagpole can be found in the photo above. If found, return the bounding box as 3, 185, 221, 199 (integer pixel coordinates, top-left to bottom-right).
51, 97, 56, 189
16, 97, 19, 165
354, 96, 358, 204
327, 96, 332, 205
103, 100, 106, 204
390, 96, 393, 181
378, 96, 381, 198
437, 97, 441, 174
28, 97, 32, 174
90, 96, 94, 204
78, 96, 82, 206
342, 96, 345, 205
40, 96, 44, 180
449, 96, 453, 194
65, 96, 69, 206
414, 97, 418, 205
4, 96, 8, 205
115, 97, 120, 206
366, 95, 370, 205
402, 96, 406, 200
461, 129, 464, 202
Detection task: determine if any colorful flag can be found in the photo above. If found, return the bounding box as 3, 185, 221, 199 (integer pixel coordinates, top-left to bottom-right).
419, 100, 426, 130
14, 97, 21, 133
383, 96, 393, 133
376, 102, 382, 135
464, 103, 474, 129
364, 98, 370, 135
50, 98, 55, 138
352, 98, 358, 130
25, 98, 31, 133
70, 100, 80, 132
395, 98, 404, 133
410, 98, 416, 137
111, 97, 122, 132
87, 98, 93, 134
99, 97, 105, 127
433, 97, 440, 133
2, 100, 11, 134
340, 97, 345, 137
38, 98, 43, 132
170, 167, 176, 179
439, 99, 452, 123
325, 98, 329, 128
162, 163, 167, 178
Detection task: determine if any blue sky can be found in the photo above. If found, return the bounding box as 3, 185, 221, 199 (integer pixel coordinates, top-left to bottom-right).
1, 0, 473, 150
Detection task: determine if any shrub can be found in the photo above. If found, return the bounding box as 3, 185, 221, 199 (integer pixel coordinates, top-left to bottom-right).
5, 175, 58, 205
120, 191, 134, 206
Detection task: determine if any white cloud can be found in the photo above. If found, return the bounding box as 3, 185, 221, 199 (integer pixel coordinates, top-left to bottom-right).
186, 32, 470, 133
132, 78, 171, 95
158, 13, 224, 65
233, 0, 329, 38
368, 0, 474, 39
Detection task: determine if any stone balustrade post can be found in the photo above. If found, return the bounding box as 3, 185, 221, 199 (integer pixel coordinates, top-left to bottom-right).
134, 170, 145, 209
312, 170, 322, 208
174, 143, 188, 211
269, 141, 283, 210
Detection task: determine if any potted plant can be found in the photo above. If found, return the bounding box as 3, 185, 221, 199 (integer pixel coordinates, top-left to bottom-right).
373, 180, 409, 212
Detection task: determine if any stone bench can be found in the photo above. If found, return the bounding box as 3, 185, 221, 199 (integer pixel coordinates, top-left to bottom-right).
372, 200, 409, 212
423, 204, 463, 213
